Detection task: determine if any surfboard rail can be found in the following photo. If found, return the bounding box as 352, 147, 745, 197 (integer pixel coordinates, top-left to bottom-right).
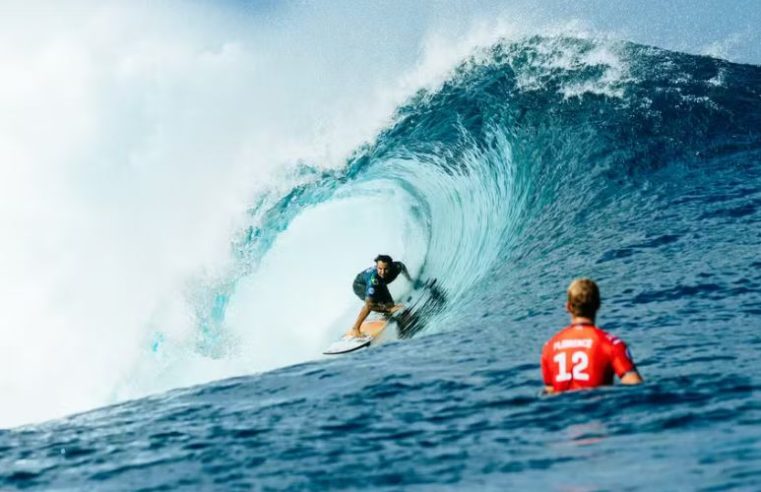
323, 318, 390, 355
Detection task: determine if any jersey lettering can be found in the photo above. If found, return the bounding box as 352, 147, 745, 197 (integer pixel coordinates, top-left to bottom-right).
571, 351, 590, 381
553, 351, 590, 382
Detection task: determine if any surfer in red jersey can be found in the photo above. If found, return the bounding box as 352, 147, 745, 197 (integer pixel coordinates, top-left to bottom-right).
541, 278, 643, 394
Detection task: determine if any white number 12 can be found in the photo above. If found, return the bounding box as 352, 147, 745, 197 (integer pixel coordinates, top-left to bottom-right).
553, 352, 590, 382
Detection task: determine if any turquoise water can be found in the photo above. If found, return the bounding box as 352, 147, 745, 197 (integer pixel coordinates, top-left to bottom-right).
2, 36, 761, 490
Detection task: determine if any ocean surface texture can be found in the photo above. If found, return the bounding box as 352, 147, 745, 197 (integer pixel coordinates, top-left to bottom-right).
2, 37, 761, 491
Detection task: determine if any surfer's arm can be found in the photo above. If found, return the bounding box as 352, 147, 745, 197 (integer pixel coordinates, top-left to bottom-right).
399, 262, 413, 282
610, 340, 643, 385
620, 371, 643, 385
540, 351, 555, 395
371, 301, 404, 314
350, 300, 373, 336
398, 262, 425, 289
387, 304, 404, 314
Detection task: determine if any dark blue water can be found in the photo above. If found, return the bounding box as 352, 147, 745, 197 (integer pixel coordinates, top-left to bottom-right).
3, 37, 761, 490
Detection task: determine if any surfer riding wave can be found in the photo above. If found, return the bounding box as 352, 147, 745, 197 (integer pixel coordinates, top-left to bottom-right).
349, 255, 412, 338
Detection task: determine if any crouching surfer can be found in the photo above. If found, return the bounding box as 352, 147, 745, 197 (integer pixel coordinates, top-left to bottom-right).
350, 255, 412, 338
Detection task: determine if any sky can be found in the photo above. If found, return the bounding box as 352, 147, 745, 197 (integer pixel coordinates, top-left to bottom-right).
216, 0, 761, 64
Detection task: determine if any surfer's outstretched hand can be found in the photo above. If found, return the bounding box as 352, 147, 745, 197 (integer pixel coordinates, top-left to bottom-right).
388, 304, 405, 314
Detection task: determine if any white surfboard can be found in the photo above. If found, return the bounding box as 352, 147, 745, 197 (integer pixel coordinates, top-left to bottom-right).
323, 316, 390, 355
323, 335, 373, 355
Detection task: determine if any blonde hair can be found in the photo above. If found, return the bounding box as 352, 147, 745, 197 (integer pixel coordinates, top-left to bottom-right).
567, 278, 601, 318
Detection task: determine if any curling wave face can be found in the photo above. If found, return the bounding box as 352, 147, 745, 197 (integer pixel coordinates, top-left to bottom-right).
222, 36, 761, 334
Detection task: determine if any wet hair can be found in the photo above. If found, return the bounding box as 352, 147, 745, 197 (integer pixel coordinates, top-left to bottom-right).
374, 254, 394, 265
567, 278, 601, 318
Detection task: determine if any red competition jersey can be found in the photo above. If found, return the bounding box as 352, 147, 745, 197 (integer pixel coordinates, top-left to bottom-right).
541, 323, 636, 392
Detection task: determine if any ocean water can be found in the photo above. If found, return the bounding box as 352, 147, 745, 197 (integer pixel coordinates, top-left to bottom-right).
2, 7, 761, 492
